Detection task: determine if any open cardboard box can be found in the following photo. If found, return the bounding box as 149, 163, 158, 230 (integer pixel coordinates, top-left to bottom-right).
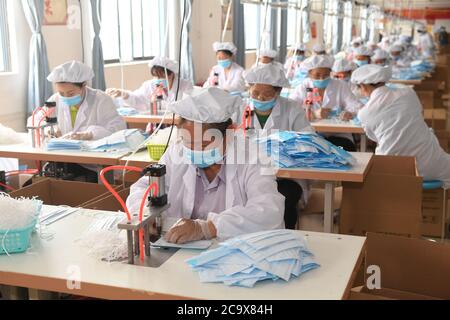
82, 187, 131, 212
340, 155, 423, 238
349, 232, 450, 300
9, 178, 120, 207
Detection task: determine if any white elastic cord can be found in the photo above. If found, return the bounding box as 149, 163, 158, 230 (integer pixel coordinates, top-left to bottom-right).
1, 229, 10, 257
256, 0, 270, 68
221, 0, 233, 43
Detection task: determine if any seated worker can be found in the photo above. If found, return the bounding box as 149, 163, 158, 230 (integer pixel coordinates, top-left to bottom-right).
233, 64, 314, 229
106, 56, 193, 112
371, 49, 390, 66
252, 48, 284, 70
126, 88, 285, 243
389, 44, 411, 67
332, 59, 363, 101
29, 60, 126, 181
366, 41, 379, 53
290, 55, 363, 151
345, 37, 362, 60
203, 42, 246, 93
354, 46, 373, 67
352, 64, 450, 187
312, 42, 335, 64
284, 43, 307, 81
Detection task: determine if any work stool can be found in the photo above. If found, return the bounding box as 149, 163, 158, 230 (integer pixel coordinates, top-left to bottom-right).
422, 180, 448, 241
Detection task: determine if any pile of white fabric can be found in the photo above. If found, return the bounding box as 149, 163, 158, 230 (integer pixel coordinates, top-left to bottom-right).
0, 194, 42, 230
0, 124, 26, 145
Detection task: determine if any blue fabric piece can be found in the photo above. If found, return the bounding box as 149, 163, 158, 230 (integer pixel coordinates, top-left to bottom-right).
257, 131, 356, 169
186, 229, 319, 288
422, 180, 443, 190
117, 107, 139, 116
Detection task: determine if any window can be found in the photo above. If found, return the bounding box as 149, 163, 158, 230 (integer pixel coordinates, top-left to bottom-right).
287, 0, 310, 46
244, 3, 262, 50
323, 0, 333, 48
100, 0, 167, 63
0, 0, 11, 72
342, 1, 352, 49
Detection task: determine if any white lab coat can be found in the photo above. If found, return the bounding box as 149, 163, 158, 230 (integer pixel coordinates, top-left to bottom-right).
125, 77, 194, 111
126, 136, 285, 239
203, 62, 246, 93
251, 61, 284, 70
418, 33, 436, 59
30, 87, 126, 140
290, 78, 363, 141
358, 86, 450, 187
284, 57, 305, 80
233, 96, 314, 203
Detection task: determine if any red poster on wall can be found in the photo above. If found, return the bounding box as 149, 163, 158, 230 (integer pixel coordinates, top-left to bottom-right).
311, 22, 317, 39
352, 24, 357, 37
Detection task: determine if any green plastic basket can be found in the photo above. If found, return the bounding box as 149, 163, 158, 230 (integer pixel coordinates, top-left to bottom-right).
146, 143, 166, 161
0, 218, 37, 255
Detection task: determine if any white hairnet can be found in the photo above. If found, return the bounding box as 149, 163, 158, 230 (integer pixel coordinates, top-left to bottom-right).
417, 25, 427, 32
47, 61, 94, 83
351, 38, 362, 45
332, 59, 357, 73
302, 55, 334, 71
372, 49, 389, 60
259, 48, 277, 58
293, 43, 307, 51
313, 43, 326, 53
351, 65, 392, 85
354, 46, 373, 57
213, 42, 237, 55
168, 87, 241, 123
389, 44, 403, 53
243, 64, 290, 88
148, 56, 179, 74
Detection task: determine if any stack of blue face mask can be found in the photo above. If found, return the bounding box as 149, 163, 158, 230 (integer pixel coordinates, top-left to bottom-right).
46, 139, 84, 151
186, 229, 319, 288
258, 131, 356, 170
410, 59, 435, 73
392, 67, 422, 80
117, 107, 139, 116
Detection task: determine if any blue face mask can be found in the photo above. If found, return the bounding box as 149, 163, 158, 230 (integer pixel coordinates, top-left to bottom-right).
218, 59, 232, 69
183, 145, 223, 169
312, 78, 331, 89
360, 97, 370, 104
152, 79, 168, 88
355, 60, 369, 67
251, 98, 277, 112
60, 94, 82, 107
295, 55, 305, 62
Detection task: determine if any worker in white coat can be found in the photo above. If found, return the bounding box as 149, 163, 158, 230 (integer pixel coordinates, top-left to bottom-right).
126, 88, 285, 243
331, 59, 363, 102
371, 49, 390, 66
389, 44, 412, 68
203, 42, 246, 93
417, 25, 436, 59
284, 43, 308, 81
106, 56, 193, 112
352, 64, 450, 187
354, 46, 373, 67
290, 55, 363, 151
29, 61, 126, 182
252, 48, 284, 70
233, 64, 314, 229
346, 37, 363, 61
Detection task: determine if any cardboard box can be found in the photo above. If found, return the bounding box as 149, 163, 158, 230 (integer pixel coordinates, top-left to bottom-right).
422, 188, 446, 238
9, 178, 119, 207
340, 155, 422, 238
415, 90, 434, 109
349, 233, 450, 300
82, 188, 131, 212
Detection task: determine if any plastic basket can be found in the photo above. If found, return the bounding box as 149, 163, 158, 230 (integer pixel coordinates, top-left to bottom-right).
0, 218, 37, 255
147, 143, 166, 161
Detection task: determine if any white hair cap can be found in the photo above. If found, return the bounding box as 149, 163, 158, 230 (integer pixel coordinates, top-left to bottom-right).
259, 48, 278, 58
302, 55, 334, 71
332, 59, 357, 73
372, 49, 390, 60
212, 42, 237, 55
293, 43, 307, 51
168, 87, 241, 123
47, 61, 94, 83
243, 64, 290, 88
354, 46, 373, 57
351, 38, 362, 45
389, 44, 403, 53
148, 56, 179, 74
351, 65, 392, 84
313, 43, 326, 53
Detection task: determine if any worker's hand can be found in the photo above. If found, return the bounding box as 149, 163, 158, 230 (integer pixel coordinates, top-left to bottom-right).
339, 111, 355, 121
314, 108, 330, 120
63, 131, 93, 141
164, 218, 215, 244
106, 88, 129, 99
